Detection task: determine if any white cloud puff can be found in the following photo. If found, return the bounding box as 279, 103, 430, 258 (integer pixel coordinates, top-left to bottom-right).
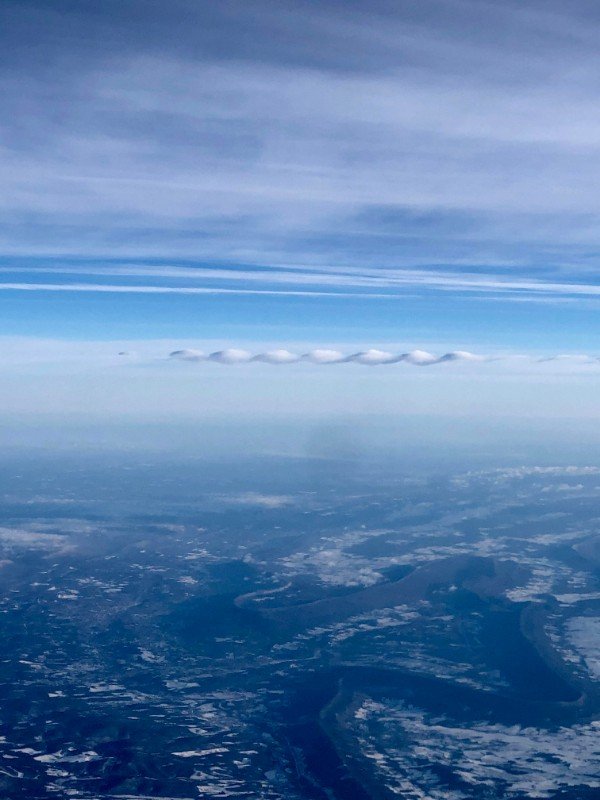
208, 349, 253, 364
252, 349, 300, 364
302, 349, 346, 364
399, 350, 438, 365
346, 349, 397, 365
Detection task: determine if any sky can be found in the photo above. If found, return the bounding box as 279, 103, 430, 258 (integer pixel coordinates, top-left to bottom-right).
3, 0, 600, 453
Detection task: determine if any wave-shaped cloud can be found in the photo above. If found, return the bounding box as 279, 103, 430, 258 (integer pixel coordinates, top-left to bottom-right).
167, 348, 600, 369
169, 348, 486, 366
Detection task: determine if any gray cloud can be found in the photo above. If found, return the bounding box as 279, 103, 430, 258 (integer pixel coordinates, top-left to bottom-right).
536, 354, 596, 363
168, 349, 205, 362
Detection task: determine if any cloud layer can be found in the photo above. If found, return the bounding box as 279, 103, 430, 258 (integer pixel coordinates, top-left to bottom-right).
3, 0, 600, 282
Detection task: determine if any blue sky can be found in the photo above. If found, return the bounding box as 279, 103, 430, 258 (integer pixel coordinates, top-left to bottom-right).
3, 1, 600, 439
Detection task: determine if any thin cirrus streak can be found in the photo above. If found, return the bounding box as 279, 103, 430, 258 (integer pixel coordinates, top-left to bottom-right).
0, 282, 387, 299
0, 276, 600, 302
4, 272, 600, 301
